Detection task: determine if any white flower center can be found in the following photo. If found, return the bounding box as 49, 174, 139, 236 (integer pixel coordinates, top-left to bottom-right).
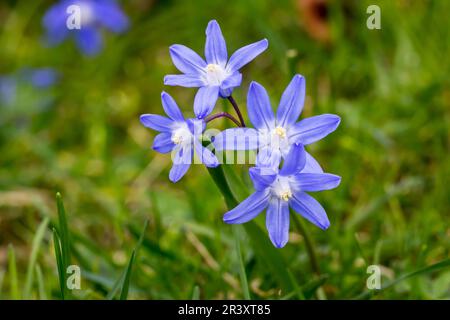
204, 64, 228, 86
274, 126, 287, 139
171, 124, 192, 147
271, 176, 293, 201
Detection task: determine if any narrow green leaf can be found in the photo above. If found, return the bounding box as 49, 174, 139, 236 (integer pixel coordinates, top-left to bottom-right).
52, 228, 65, 300
119, 250, 136, 300
108, 220, 149, 300
35, 264, 47, 300
208, 165, 295, 293
24, 217, 49, 298
191, 285, 200, 300
234, 226, 251, 300
355, 258, 450, 299
56, 193, 71, 269
7, 244, 20, 300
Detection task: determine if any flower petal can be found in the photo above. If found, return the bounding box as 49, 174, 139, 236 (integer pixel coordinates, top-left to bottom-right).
226, 39, 268, 72
93, 1, 129, 33
292, 173, 341, 192
301, 151, 323, 173
169, 44, 207, 75
152, 132, 175, 153
290, 192, 330, 230
280, 143, 306, 176
169, 145, 192, 182
266, 199, 290, 248
289, 114, 340, 145
194, 86, 219, 119
247, 81, 275, 129
42, 3, 69, 45
194, 140, 219, 167
221, 72, 242, 90
256, 147, 281, 168
140, 114, 173, 132
276, 75, 305, 127
204, 20, 227, 66
223, 190, 270, 224
219, 72, 242, 97
213, 128, 259, 151
161, 92, 184, 121
249, 167, 277, 191
74, 27, 103, 56
164, 74, 205, 88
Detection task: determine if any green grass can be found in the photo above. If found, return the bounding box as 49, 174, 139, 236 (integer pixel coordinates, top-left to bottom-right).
0, 0, 449, 299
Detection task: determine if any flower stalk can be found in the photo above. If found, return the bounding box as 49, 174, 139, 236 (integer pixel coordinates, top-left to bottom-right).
227, 95, 246, 127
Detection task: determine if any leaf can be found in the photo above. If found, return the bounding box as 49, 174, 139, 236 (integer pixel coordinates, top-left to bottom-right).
35, 264, 47, 300
208, 166, 296, 293
191, 285, 200, 300
234, 226, 251, 300
24, 217, 49, 298
52, 228, 65, 300
355, 258, 450, 299
56, 192, 71, 268
119, 250, 136, 300
7, 244, 19, 300
108, 220, 149, 300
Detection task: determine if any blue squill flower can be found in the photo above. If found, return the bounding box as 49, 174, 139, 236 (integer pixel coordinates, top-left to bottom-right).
223, 144, 341, 248
21, 68, 59, 89
43, 0, 129, 56
164, 20, 268, 119
213, 74, 340, 168
0, 76, 16, 105
140, 92, 219, 182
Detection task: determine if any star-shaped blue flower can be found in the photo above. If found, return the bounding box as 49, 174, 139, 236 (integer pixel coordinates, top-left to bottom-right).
43, 0, 129, 56
164, 20, 268, 119
223, 143, 341, 248
213, 74, 341, 169
140, 92, 219, 182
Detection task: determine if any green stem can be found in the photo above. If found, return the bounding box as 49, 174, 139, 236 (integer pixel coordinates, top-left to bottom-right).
292, 214, 327, 300
234, 226, 251, 300
207, 166, 238, 209
208, 166, 252, 299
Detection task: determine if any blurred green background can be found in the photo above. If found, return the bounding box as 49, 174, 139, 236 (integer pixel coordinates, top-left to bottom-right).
0, 0, 449, 299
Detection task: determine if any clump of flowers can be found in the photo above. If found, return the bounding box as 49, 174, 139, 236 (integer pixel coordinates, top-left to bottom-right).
43, 0, 129, 56
140, 20, 341, 248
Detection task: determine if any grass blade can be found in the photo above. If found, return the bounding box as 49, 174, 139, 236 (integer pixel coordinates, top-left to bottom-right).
24, 217, 49, 298
35, 264, 47, 300
52, 228, 65, 299
7, 244, 20, 300
108, 220, 149, 300
56, 193, 71, 268
191, 285, 200, 300
355, 258, 450, 299
119, 250, 136, 300
233, 226, 250, 300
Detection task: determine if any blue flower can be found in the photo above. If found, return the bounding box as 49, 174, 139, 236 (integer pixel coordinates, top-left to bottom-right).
164, 20, 268, 119
21, 68, 59, 89
0, 68, 58, 105
140, 92, 219, 182
0, 76, 17, 105
223, 144, 341, 248
213, 74, 340, 168
43, 0, 129, 56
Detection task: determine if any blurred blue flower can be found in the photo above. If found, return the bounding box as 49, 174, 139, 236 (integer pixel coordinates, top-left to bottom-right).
223, 143, 341, 248
164, 20, 268, 119
0, 68, 58, 105
21, 68, 59, 89
213, 74, 340, 169
43, 0, 129, 56
140, 92, 219, 182
0, 76, 17, 105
